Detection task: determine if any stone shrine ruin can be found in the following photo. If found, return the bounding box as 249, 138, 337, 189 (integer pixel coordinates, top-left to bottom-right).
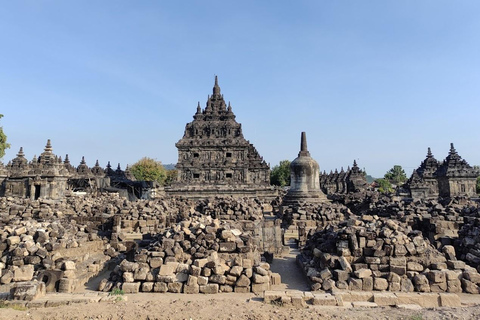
407, 144, 479, 199
0, 140, 147, 200
167, 76, 276, 199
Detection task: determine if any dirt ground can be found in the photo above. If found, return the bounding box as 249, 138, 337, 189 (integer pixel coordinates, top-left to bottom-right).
1, 292, 480, 320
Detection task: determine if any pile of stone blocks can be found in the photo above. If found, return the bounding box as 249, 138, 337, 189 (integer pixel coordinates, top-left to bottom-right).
298, 214, 480, 294
101, 216, 278, 294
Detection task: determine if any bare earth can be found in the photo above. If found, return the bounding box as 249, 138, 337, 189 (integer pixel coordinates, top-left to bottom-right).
2, 292, 480, 320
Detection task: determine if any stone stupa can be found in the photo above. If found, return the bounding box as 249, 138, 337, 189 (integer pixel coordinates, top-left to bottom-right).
282, 132, 327, 204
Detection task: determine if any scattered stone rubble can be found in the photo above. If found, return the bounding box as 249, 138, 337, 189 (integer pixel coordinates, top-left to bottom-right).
298, 214, 480, 294
101, 216, 280, 294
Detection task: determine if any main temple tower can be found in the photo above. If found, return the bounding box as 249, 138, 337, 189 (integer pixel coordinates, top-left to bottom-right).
168, 77, 276, 199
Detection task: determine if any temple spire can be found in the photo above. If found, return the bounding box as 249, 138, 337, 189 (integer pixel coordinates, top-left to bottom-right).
449, 143, 456, 154
427, 147, 433, 158
44, 139, 53, 153
213, 75, 221, 96
299, 132, 310, 157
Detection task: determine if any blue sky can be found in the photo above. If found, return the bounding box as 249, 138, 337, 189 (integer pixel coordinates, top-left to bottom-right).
1, 1, 479, 177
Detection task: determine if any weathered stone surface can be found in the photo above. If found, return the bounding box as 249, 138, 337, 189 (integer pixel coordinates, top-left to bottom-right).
10, 281, 46, 301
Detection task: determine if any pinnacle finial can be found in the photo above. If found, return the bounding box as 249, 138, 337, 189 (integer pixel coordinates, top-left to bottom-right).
81, 156, 86, 164
353, 159, 358, 167
427, 147, 432, 157
17, 147, 25, 157
298, 132, 310, 157
450, 143, 456, 153
213, 75, 221, 96
44, 139, 52, 152
95, 159, 100, 166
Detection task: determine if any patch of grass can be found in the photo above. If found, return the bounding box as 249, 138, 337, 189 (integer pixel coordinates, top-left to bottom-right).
109, 288, 125, 296
0, 301, 27, 311
410, 315, 423, 320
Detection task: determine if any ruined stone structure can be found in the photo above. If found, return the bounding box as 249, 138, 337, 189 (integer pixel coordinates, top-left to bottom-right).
408, 144, 479, 199
282, 132, 326, 204
0, 140, 140, 200
319, 160, 368, 195
168, 77, 276, 199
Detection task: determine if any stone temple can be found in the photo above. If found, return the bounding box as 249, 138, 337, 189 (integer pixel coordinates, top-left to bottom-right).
282, 132, 327, 204
407, 143, 480, 199
0, 139, 143, 200
167, 77, 277, 199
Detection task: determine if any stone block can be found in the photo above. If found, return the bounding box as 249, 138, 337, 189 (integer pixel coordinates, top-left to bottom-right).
236, 274, 251, 287
463, 270, 480, 284
447, 280, 462, 293
263, 291, 283, 304
407, 262, 424, 272
167, 282, 183, 293
362, 277, 373, 291
252, 273, 269, 284
270, 273, 281, 285
122, 282, 140, 294
395, 292, 421, 305
62, 261, 76, 270
354, 268, 372, 279
313, 293, 337, 306
428, 270, 446, 283
373, 292, 398, 306
418, 293, 440, 308
234, 286, 250, 293
334, 269, 350, 282
439, 293, 461, 307
374, 277, 389, 291
123, 272, 134, 283
352, 301, 378, 308
10, 281, 46, 301
447, 260, 465, 270
252, 282, 270, 294
149, 257, 163, 269
184, 283, 199, 294
200, 283, 219, 294
219, 242, 236, 252
159, 263, 177, 276
400, 278, 414, 292
461, 279, 480, 294
141, 282, 154, 292
198, 276, 209, 286
13, 265, 34, 282
348, 278, 363, 291
153, 282, 168, 292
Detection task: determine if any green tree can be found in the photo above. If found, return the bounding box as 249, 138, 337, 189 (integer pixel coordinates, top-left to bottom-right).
477, 176, 480, 194
0, 114, 10, 159
164, 169, 178, 186
130, 157, 167, 185
384, 165, 407, 185
270, 160, 291, 186
376, 178, 393, 194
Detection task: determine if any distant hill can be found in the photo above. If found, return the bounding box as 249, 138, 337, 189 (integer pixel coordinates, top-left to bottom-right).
163, 163, 176, 170
366, 175, 376, 184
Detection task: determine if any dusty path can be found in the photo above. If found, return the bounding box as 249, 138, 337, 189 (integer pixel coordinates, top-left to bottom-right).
2, 291, 480, 320
269, 239, 310, 291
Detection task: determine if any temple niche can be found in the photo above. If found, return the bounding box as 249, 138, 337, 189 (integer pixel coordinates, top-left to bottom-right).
168, 77, 276, 199
407, 143, 480, 199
